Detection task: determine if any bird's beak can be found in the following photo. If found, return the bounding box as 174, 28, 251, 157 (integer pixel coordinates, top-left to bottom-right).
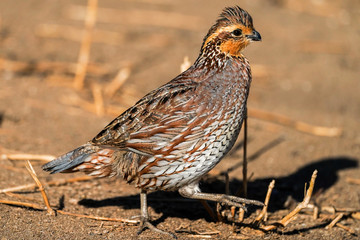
246, 30, 261, 41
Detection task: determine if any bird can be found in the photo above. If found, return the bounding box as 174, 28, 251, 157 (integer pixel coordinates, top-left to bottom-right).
43, 6, 262, 238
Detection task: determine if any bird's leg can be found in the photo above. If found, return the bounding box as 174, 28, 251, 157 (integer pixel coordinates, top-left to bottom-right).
179, 186, 263, 211
137, 190, 176, 239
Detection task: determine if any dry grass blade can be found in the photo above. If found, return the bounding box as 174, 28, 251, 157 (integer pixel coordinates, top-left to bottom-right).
346, 177, 360, 185
65, 5, 202, 31
25, 161, 55, 215
0, 164, 28, 173
0, 57, 111, 76
73, 0, 98, 90
0, 200, 138, 224
0, 199, 44, 210
180, 56, 191, 72
248, 108, 342, 137
297, 41, 347, 55
1, 153, 55, 162
242, 110, 248, 198
200, 200, 216, 221
35, 24, 125, 46
352, 212, 360, 220
254, 180, 275, 224
262, 170, 317, 231
56, 210, 139, 224
325, 213, 344, 229
0, 184, 37, 194
104, 67, 131, 98
91, 82, 104, 116
0, 176, 94, 193
335, 223, 356, 235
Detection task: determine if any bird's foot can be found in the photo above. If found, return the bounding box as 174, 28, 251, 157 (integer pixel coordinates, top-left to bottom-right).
137, 217, 177, 239
216, 194, 264, 211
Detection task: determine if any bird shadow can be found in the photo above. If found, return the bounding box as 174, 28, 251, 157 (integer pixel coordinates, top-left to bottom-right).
78, 156, 358, 225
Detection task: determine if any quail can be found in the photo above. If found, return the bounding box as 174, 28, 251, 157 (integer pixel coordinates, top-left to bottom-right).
43, 6, 262, 237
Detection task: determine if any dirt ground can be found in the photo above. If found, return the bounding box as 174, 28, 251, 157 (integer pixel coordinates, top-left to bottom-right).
1, 0, 360, 239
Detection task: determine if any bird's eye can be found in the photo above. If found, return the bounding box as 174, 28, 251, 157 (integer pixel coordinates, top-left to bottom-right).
232, 29, 242, 37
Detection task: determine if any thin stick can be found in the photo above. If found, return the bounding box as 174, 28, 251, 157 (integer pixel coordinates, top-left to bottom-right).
0, 176, 94, 193
35, 24, 125, 46
200, 200, 217, 221
56, 210, 138, 224
242, 108, 248, 198
180, 56, 191, 72
0, 199, 44, 210
5, 192, 42, 203
0, 199, 138, 224
25, 161, 55, 215
1, 153, 55, 162
0, 57, 111, 76
0, 164, 28, 173
325, 213, 344, 229
103, 67, 131, 98
66, 5, 202, 31
254, 180, 275, 223
262, 170, 317, 231
248, 108, 342, 137
91, 82, 105, 116
73, 0, 98, 90
346, 177, 360, 185
336, 223, 356, 235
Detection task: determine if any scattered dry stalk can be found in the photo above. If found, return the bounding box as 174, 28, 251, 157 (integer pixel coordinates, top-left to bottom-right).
262, 170, 317, 231
1, 153, 55, 162
65, 5, 202, 31
91, 82, 105, 116
104, 67, 131, 98
0, 176, 94, 193
254, 180, 275, 224
242, 109, 248, 198
25, 161, 55, 215
180, 56, 191, 72
73, 0, 98, 90
326, 213, 344, 229
346, 177, 360, 185
56, 210, 139, 224
248, 108, 342, 137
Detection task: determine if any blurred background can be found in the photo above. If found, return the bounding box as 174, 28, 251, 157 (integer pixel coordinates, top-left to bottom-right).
0, 0, 359, 239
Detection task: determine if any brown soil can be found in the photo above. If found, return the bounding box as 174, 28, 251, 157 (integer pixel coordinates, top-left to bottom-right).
1, 0, 359, 239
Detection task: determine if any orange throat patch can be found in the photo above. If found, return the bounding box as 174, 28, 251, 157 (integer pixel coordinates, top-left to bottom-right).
220, 39, 249, 57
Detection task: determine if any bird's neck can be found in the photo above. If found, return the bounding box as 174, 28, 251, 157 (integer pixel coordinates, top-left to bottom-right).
190, 41, 249, 78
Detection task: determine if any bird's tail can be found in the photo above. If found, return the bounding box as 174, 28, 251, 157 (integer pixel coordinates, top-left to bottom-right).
42, 144, 116, 177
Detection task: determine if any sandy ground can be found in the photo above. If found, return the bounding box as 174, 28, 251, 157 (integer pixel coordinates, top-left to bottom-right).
1, 0, 360, 239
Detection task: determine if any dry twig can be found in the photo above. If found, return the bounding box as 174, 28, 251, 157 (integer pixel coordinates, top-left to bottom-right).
104, 67, 131, 98
91, 82, 105, 116
0, 176, 94, 193
56, 210, 139, 224
25, 161, 55, 215
248, 108, 342, 137
262, 170, 317, 231
73, 0, 98, 90
0, 199, 44, 210
65, 5, 202, 31
325, 213, 344, 229
254, 180, 275, 224
0, 58, 112, 76
335, 223, 356, 235
1, 153, 55, 162
242, 109, 248, 198
346, 177, 360, 185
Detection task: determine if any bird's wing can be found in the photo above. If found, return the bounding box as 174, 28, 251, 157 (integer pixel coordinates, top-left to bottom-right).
92, 78, 210, 155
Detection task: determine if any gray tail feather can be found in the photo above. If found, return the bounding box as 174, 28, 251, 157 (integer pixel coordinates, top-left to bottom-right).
42, 144, 96, 174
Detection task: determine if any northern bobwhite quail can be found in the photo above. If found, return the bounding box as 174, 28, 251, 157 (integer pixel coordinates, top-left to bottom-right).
43, 6, 262, 237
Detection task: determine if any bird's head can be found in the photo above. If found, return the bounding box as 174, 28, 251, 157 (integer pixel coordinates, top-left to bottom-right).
201, 6, 261, 57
